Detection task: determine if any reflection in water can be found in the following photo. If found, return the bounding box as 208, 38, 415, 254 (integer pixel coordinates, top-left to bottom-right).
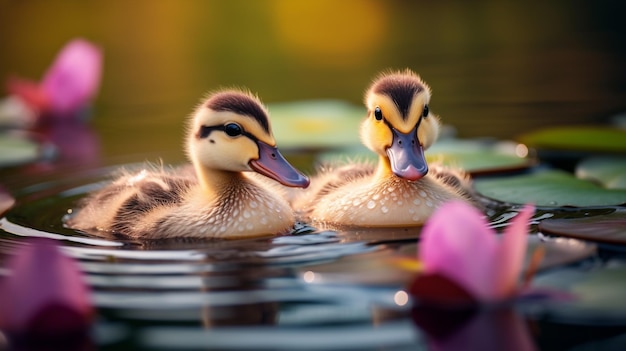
33, 120, 101, 167
8, 333, 93, 351
200, 265, 278, 327
0, 238, 94, 351
412, 306, 536, 351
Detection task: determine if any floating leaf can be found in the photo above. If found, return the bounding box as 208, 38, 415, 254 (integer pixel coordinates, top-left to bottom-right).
0, 133, 39, 167
299, 251, 414, 286
317, 144, 375, 164
268, 100, 364, 149
427, 139, 533, 175
518, 126, 626, 153
539, 211, 626, 245
532, 264, 626, 323
474, 170, 626, 207
529, 235, 597, 272
0, 96, 37, 128
576, 157, 626, 190
319, 139, 533, 175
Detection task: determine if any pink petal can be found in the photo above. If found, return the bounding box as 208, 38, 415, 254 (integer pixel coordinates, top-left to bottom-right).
419, 201, 499, 300
40, 39, 102, 116
492, 205, 534, 299
0, 238, 92, 334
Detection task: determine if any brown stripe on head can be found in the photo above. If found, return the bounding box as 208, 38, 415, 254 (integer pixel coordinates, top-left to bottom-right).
205, 91, 270, 133
370, 70, 427, 120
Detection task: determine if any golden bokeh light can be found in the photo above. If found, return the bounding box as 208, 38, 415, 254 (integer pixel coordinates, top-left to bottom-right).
270, 0, 388, 68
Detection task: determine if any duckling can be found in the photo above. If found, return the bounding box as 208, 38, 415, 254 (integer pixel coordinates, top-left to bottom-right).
294, 69, 475, 227
67, 90, 310, 239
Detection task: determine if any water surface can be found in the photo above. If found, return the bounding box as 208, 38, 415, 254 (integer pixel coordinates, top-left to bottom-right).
1, 163, 625, 350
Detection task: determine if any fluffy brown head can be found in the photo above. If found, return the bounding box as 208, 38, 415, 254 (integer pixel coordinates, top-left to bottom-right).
361, 69, 440, 156
187, 90, 276, 173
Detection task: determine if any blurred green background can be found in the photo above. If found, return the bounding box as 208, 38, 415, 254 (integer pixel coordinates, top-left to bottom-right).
1, 0, 625, 162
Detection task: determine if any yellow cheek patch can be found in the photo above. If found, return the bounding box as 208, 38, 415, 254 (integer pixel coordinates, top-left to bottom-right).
417, 116, 440, 150
360, 117, 392, 153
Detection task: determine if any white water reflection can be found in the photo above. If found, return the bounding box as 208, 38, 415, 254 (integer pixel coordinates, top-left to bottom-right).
139, 320, 421, 350
0, 217, 121, 246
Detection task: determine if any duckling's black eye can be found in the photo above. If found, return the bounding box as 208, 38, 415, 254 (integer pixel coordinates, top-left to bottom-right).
422, 105, 429, 118
374, 106, 383, 121
224, 123, 243, 137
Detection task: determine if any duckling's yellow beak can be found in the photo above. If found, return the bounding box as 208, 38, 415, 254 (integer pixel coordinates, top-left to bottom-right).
386, 125, 428, 181
250, 141, 310, 188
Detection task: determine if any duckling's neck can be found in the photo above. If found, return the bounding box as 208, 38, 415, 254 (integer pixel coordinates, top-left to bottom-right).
374, 155, 395, 180
194, 164, 245, 199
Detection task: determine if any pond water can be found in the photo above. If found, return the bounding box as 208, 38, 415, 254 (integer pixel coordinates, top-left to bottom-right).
1, 1, 626, 350
1, 160, 626, 350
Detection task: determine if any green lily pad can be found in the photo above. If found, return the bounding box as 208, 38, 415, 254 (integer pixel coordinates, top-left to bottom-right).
317, 144, 375, 165
319, 139, 533, 175
474, 170, 626, 207
268, 100, 364, 149
539, 211, 626, 245
530, 235, 597, 272
427, 139, 533, 175
532, 263, 626, 323
0, 133, 39, 167
576, 157, 626, 190
298, 250, 415, 286
518, 126, 626, 153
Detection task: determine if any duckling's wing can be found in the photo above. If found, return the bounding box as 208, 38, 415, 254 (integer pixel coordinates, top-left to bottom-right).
67, 168, 196, 237
292, 163, 374, 215
428, 163, 477, 201
109, 173, 195, 236
313, 163, 374, 199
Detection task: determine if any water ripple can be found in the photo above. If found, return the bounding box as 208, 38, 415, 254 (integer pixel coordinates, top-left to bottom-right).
0, 217, 121, 247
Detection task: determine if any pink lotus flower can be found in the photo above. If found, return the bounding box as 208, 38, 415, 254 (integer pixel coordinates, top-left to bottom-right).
0, 238, 93, 335
411, 200, 534, 304
406, 201, 538, 350
6, 39, 102, 118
